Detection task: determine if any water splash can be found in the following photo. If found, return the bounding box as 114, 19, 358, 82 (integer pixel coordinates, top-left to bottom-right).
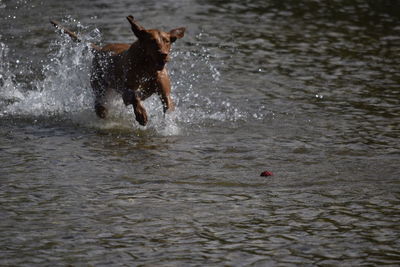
0, 19, 98, 118
0, 23, 249, 136
0, 41, 25, 113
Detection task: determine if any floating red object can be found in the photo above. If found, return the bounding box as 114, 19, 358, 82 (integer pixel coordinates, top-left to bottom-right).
260, 170, 273, 177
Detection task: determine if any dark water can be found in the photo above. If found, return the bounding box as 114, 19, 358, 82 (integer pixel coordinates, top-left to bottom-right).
1, 0, 400, 265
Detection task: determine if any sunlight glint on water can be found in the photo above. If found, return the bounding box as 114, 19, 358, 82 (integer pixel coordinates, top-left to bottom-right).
1, 1, 399, 265
1, 24, 247, 135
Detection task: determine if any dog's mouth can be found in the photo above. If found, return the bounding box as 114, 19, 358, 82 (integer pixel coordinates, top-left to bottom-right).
155, 60, 167, 70
156, 61, 167, 70
152, 54, 170, 70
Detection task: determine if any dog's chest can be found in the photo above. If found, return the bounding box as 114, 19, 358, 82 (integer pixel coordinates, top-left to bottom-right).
124, 67, 156, 90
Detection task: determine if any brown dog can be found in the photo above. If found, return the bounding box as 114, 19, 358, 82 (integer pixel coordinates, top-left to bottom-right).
51, 16, 185, 125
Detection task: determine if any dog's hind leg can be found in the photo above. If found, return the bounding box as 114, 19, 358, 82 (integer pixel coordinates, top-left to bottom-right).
90, 53, 110, 119
95, 97, 108, 119
94, 91, 108, 119
95, 101, 108, 119
91, 80, 108, 119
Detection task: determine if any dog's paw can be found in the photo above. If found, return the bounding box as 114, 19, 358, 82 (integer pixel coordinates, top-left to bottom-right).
163, 100, 175, 114
134, 105, 148, 126
95, 104, 108, 119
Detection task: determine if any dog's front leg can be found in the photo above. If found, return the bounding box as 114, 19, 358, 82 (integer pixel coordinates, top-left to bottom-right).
133, 100, 148, 126
155, 70, 175, 114
123, 89, 148, 126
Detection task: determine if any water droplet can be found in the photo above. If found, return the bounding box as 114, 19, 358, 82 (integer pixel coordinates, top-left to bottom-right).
315, 94, 323, 99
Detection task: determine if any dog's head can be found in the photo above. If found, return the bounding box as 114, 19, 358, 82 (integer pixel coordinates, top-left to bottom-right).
127, 15, 185, 70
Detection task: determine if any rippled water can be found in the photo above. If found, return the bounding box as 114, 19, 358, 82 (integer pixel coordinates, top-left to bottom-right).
1, 0, 400, 265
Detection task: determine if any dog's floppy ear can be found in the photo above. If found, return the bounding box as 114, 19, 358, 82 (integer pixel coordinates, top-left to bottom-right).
169, 27, 186, 43
127, 15, 146, 39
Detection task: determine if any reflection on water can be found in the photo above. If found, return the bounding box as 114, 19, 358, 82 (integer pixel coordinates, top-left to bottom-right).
1, 0, 400, 265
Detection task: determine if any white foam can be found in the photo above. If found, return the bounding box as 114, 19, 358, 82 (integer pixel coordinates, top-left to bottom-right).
1, 27, 253, 135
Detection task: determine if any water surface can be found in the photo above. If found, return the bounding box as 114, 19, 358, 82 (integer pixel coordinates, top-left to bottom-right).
1, 0, 400, 265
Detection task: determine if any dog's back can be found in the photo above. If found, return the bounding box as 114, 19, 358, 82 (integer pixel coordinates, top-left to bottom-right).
51, 15, 185, 126
99, 43, 130, 55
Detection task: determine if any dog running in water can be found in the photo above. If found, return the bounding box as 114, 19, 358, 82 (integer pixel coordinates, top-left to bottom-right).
50, 16, 185, 126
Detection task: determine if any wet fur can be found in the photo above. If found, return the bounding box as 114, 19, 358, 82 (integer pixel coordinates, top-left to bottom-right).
51, 16, 185, 126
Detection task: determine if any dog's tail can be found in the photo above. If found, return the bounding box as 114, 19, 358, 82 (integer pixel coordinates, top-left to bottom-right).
50, 20, 100, 50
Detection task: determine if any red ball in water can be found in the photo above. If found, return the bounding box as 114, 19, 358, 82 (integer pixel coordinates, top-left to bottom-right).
260, 170, 273, 177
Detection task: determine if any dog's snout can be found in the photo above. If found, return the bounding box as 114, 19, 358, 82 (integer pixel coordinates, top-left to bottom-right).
160, 52, 168, 60
158, 52, 170, 64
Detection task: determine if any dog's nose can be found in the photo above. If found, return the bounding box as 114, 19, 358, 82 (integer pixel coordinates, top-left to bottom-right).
160, 53, 168, 60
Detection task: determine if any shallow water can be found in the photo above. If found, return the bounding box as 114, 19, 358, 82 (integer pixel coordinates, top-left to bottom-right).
1, 0, 400, 266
